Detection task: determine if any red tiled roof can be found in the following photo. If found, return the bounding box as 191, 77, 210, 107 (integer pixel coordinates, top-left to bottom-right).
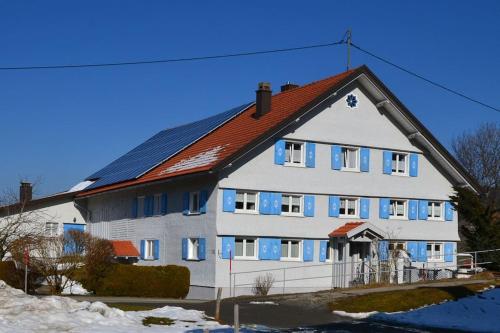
111, 240, 140, 257
329, 222, 365, 237
79, 68, 358, 196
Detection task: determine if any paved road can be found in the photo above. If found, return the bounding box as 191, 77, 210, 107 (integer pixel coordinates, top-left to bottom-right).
63, 278, 492, 330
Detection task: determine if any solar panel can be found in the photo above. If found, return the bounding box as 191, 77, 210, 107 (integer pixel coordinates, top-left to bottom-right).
85, 102, 252, 190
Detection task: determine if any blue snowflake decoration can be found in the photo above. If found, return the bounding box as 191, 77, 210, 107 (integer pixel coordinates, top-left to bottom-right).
346, 94, 358, 108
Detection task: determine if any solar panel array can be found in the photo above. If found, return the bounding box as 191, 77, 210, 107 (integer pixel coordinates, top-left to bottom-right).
85, 102, 252, 190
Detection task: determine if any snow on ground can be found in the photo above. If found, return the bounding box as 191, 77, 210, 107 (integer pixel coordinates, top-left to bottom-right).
248, 301, 278, 305
0, 280, 227, 333
42, 276, 91, 295
334, 287, 500, 333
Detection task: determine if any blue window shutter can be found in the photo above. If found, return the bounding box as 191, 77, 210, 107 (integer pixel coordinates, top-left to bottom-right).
161, 193, 168, 215
383, 151, 392, 174
200, 190, 208, 214
379, 198, 390, 219
303, 240, 314, 262
305, 142, 316, 168
271, 193, 282, 215
271, 238, 281, 260
409, 153, 418, 177
408, 200, 418, 220
445, 202, 454, 221
418, 242, 427, 262
304, 195, 315, 217
329, 196, 340, 217
198, 238, 206, 260
132, 198, 138, 218
259, 192, 272, 215
319, 241, 327, 262
222, 236, 235, 259
140, 240, 145, 260
360, 148, 370, 172
145, 196, 154, 217
444, 243, 454, 262
407, 242, 418, 261
378, 240, 389, 261
153, 240, 160, 260
222, 189, 236, 212
181, 238, 188, 260
274, 139, 286, 165
331, 145, 342, 170
259, 238, 270, 260
418, 200, 428, 220
182, 192, 190, 215
360, 198, 370, 219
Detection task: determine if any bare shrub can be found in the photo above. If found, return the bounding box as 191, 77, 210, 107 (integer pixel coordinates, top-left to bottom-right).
252, 273, 275, 296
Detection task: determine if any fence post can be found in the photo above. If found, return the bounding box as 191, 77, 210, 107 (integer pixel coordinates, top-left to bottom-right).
234, 304, 239, 333
282, 269, 286, 295
474, 251, 478, 273
215, 287, 222, 322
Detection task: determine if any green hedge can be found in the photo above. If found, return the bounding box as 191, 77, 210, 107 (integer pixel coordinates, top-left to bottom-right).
88, 264, 190, 298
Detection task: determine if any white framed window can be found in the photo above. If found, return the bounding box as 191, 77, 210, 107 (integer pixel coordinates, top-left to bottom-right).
45, 222, 58, 237
153, 194, 162, 216
187, 238, 199, 260
234, 238, 257, 259
341, 147, 359, 171
391, 153, 408, 175
189, 191, 200, 214
339, 197, 358, 217
281, 194, 303, 216
284, 141, 304, 166
389, 199, 407, 219
389, 242, 406, 251
281, 239, 301, 260
326, 241, 334, 262
137, 196, 145, 218
145, 240, 155, 260
235, 191, 258, 213
427, 242, 444, 262
427, 201, 444, 221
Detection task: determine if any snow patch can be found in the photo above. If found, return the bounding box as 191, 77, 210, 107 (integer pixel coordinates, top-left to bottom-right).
333, 310, 377, 319
0, 280, 226, 332
69, 180, 94, 192
161, 146, 225, 174
249, 301, 278, 305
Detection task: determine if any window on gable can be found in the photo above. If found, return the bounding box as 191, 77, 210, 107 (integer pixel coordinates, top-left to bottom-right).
281, 194, 303, 215
341, 147, 359, 170
45, 222, 58, 237
339, 197, 358, 217
189, 192, 200, 214
153, 194, 162, 216
235, 238, 257, 259
137, 196, 145, 218
427, 242, 444, 262
235, 191, 258, 213
145, 240, 155, 260
285, 141, 304, 166
281, 239, 301, 260
427, 201, 443, 220
391, 153, 408, 174
389, 199, 407, 219
187, 238, 199, 260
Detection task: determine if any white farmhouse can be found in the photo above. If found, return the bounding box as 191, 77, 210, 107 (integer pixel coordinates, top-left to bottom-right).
75, 66, 478, 299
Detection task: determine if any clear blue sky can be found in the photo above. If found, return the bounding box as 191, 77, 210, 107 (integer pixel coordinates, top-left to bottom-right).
1, 1, 499, 197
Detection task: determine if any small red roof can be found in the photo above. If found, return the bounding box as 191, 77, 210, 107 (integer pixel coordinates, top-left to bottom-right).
111, 240, 140, 257
329, 222, 365, 237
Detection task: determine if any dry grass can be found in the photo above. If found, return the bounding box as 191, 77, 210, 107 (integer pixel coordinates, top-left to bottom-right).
329, 282, 497, 313
107, 303, 158, 311
142, 316, 174, 326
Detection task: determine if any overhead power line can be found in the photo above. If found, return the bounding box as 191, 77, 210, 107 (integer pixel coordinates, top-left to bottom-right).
0, 40, 345, 71
350, 42, 500, 113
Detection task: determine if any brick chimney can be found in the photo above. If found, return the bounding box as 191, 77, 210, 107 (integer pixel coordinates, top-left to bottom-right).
280, 82, 299, 92
20, 182, 32, 204
255, 82, 272, 118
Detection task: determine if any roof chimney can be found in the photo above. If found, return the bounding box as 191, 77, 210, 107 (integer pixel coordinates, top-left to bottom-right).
255, 82, 272, 118
20, 181, 32, 204
280, 82, 299, 92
